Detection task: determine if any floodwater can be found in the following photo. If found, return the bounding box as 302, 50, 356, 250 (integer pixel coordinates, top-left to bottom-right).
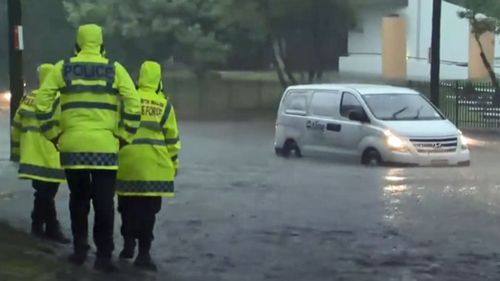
1, 111, 500, 280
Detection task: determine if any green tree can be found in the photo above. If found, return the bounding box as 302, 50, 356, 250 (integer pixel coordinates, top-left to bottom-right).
447, 0, 466, 6
63, 0, 229, 75
458, 0, 500, 89
63, 0, 355, 86
219, 0, 356, 88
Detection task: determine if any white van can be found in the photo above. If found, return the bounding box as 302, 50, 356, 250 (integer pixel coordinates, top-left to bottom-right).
274, 84, 470, 166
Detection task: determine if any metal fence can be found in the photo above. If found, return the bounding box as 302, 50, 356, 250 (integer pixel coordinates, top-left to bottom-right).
408, 80, 500, 129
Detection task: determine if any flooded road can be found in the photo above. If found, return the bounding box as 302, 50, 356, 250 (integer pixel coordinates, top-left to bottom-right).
163, 121, 500, 281
1, 113, 500, 280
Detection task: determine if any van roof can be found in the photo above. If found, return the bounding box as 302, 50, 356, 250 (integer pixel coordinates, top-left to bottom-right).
286, 83, 419, 95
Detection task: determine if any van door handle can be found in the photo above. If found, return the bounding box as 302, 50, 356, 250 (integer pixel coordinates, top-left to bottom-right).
326, 123, 341, 132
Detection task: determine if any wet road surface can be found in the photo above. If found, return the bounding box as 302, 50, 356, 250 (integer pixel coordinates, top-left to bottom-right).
1, 109, 500, 280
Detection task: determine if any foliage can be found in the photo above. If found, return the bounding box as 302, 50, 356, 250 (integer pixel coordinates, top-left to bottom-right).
0, 0, 356, 86
63, 0, 355, 83
457, 0, 500, 40
458, 0, 500, 89
219, 0, 356, 87
63, 0, 230, 74
457, 0, 500, 35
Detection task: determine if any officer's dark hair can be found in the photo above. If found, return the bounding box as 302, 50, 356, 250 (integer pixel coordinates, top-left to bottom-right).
74, 43, 81, 54
74, 43, 105, 55
155, 63, 164, 94
156, 80, 163, 94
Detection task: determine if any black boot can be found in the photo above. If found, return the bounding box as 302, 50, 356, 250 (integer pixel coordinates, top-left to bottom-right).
119, 238, 136, 259
68, 242, 90, 266
45, 221, 70, 244
134, 240, 157, 271
44, 195, 70, 244
68, 251, 88, 266
134, 253, 157, 272
94, 257, 117, 273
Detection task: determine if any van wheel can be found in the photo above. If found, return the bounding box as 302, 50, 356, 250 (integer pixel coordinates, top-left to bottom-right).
362, 149, 382, 166
282, 140, 302, 158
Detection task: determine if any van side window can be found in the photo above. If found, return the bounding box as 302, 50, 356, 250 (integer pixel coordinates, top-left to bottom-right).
284, 91, 307, 115
310, 91, 339, 118
340, 92, 363, 118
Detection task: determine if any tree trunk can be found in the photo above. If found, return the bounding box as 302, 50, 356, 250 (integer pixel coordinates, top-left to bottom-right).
272, 39, 289, 89
299, 72, 306, 83
474, 32, 500, 105
317, 70, 323, 82
276, 38, 297, 85
308, 70, 316, 83
310, 0, 323, 84
474, 33, 500, 91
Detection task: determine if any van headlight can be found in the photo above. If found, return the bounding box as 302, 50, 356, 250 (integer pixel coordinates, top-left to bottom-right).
1, 91, 11, 102
385, 131, 407, 152
458, 130, 468, 150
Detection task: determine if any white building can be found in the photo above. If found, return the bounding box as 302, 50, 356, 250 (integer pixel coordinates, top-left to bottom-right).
339, 0, 500, 81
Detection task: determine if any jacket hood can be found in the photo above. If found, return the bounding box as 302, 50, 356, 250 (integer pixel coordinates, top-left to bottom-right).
76, 24, 104, 53
138, 61, 163, 92
38, 64, 54, 85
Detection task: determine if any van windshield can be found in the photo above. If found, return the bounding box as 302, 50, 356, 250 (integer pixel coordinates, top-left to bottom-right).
362, 94, 444, 121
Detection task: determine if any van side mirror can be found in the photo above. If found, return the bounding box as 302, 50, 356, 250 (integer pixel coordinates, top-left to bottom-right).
348, 110, 369, 123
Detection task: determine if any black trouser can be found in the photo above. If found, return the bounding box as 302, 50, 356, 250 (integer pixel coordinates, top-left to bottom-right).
118, 196, 162, 251
31, 180, 60, 227
65, 169, 116, 259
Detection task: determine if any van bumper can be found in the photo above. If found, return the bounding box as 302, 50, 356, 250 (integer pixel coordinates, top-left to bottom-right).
382, 149, 471, 167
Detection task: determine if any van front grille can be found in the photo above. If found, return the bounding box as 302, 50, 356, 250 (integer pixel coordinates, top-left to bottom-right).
410, 137, 458, 154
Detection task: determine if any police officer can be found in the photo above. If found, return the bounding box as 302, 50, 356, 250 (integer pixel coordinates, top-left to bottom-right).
35, 24, 141, 272
116, 61, 180, 271
11, 64, 69, 244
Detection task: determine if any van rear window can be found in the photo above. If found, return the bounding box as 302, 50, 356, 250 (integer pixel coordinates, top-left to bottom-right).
310, 91, 339, 117
284, 91, 307, 115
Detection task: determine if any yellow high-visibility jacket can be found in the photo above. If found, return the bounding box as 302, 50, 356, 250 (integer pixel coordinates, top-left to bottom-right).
116, 61, 181, 197
11, 64, 65, 183
34, 24, 141, 170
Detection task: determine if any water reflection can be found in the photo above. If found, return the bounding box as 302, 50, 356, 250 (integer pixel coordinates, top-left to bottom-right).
383, 169, 410, 223
443, 185, 478, 195
384, 185, 408, 194
384, 176, 406, 183
382, 167, 487, 224
0, 191, 14, 200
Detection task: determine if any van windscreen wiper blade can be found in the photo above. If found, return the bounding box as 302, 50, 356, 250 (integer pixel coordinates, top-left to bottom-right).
392, 106, 409, 119
413, 105, 424, 119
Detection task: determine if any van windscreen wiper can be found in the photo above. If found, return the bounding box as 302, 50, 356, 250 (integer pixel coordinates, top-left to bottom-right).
392, 106, 408, 119
413, 105, 424, 120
